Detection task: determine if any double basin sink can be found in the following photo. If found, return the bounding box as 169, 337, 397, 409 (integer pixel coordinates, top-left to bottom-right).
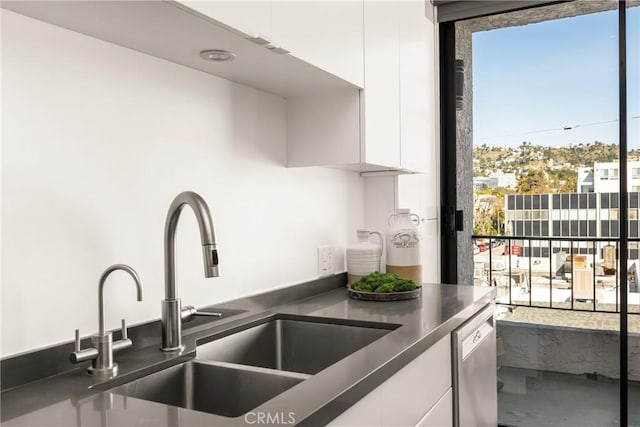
110, 315, 398, 418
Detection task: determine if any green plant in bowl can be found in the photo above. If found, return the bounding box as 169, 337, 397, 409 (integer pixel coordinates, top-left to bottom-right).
350, 272, 417, 293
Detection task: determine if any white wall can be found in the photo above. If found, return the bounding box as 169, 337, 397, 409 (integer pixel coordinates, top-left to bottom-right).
363, 175, 397, 273
0, 10, 364, 357
397, 174, 440, 284
363, 174, 441, 284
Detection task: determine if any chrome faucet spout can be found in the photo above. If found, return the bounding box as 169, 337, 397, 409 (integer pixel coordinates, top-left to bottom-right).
98, 264, 143, 335
164, 191, 219, 301
161, 191, 220, 352
71, 264, 143, 376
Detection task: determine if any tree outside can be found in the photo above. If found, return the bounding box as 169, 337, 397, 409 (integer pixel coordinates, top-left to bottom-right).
516, 169, 551, 194
474, 192, 506, 235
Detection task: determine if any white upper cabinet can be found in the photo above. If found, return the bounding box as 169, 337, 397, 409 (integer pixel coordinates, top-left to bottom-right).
287, 89, 362, 168
361, 1, 401, 169
178, 1, 271, 39
178, 1, 364, 87
362, 0, 435, 173
398, 0, 435, 174
2, 1, 359, 97
272, 1, 364, 88
274, 0, 430, 173
3, 0, 433, 172
287, 0, 435, 174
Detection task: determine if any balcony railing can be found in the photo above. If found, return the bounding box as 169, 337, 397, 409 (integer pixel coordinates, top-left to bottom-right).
472, 234, 640, 314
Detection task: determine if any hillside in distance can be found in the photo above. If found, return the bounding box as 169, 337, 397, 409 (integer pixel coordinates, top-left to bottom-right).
474, 141, 636, 175
474, 141, 640, 194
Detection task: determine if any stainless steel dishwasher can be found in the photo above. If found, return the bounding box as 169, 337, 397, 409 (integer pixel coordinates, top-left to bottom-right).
452, 303, 497, 427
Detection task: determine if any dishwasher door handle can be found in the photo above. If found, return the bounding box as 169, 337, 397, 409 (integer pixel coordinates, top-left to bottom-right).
461, 321, 494, 360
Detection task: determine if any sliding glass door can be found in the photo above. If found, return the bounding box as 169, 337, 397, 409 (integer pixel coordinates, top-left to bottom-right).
441, 1, 637, 425
626, 2, 640, 424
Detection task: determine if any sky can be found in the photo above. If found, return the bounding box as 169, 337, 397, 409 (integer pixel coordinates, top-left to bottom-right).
472, 6, 639, 149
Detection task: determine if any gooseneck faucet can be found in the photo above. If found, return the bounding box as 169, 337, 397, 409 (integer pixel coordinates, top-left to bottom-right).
99, 265, 143, 335
161, 191, 220, 352
71, 264, 143, 376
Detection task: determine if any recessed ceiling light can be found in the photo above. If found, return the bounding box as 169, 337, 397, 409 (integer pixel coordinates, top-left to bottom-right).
199, 49, 236, 62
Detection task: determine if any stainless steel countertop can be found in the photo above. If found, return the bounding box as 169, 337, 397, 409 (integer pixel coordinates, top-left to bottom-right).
1, 283, 495, 426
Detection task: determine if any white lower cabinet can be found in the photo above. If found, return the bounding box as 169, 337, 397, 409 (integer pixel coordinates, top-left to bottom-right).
328, 334, 452, 427
415, 389, 453, 427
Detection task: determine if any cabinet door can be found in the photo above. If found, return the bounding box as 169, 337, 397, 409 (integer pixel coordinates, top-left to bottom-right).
328, 334, 451, 427
178, 1, 271, 39
378, 334, 451, 426
271, 1, 364, 87
362, 0, 400, 168
286, 89, 361, 167
415, 389, 453, 427
398, 0, 435, 174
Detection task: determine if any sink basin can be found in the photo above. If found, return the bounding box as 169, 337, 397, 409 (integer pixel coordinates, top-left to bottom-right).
110, 315, 396, 417
111, 360, 304, 417
196, 315, 398, 375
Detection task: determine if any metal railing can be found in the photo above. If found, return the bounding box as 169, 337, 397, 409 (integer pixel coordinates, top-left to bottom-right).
472, 234, 640, 314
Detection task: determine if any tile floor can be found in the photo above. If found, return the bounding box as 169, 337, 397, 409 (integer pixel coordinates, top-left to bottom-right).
498, 366, 640, 427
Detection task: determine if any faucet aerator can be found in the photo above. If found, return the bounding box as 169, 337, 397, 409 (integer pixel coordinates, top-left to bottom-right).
205, 264, 220, 278
201, 246, 220, 278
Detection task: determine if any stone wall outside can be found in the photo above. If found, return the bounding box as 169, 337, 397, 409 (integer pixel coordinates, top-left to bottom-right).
498, 320, 640, 381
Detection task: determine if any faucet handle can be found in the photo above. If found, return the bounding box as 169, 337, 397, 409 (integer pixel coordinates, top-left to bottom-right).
194, 311, 223, 317
181, 305, 222, 322
75, 329, 81, 353
113, 318, 133, 353
121, 319, 128, 340
70, 329, 99, 364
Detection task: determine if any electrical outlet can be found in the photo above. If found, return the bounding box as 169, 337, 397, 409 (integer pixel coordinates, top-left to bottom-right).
317, 246, 334, 277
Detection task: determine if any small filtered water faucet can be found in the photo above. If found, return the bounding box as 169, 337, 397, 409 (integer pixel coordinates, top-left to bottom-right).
70, 264, 143, 376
